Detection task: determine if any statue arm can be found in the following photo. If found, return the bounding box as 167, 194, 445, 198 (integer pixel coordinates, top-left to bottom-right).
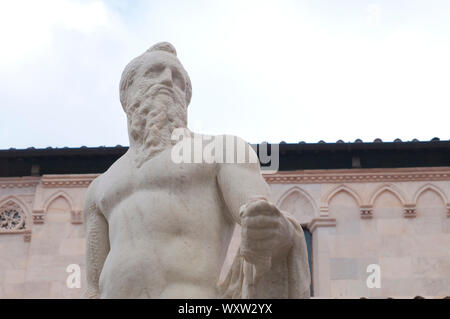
216, 150, 271, 224
216, 137, 293, 260
83, 179, 110, 299
216, 137, 310, 298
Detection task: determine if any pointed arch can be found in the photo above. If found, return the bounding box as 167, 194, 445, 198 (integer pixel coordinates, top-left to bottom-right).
413, 184, 448, 206
276, 186, 318, 212
43, 190, 74, 213
323, 185, 362, 207
0, 195, 30, 231
369, 184, 406, 206
0, 195, 29, 216
277, 186, 317, 225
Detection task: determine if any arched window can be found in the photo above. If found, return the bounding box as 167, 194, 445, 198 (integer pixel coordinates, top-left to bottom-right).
0, 200, 26, 232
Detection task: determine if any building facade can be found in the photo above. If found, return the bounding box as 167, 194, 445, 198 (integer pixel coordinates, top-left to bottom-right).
1, 141, 450, 298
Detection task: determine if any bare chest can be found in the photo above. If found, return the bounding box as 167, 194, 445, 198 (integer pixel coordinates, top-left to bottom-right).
96, 150, 218, 219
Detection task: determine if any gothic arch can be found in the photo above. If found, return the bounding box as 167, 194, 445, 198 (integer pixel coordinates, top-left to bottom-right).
413, 184, 448, 206
0, 195, 29, 231
0, 195, 29, 216
43, 190, 74, 213
323, 185, 362, 207
369, 184, 406, 206
276, 186, 317, 225
276, 186, 318, 212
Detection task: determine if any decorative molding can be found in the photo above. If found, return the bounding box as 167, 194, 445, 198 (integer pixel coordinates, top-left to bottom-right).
0, 195, 31, 240
23, 229, 32, 242
41, 174, 98, 188
276, 186, 318, 224
413, 184, 448, 205
308, 217, 337, 232
0, 177, 40, 189
43, 190, 74, 214
369, 184, 406, 206
319, 206, 329, 217
0, 199, 31, 241
276, 186, 318, 212
70, 210, 83, 224
263, 167, 450, 184
0, 200, 26, 232
360, 205, 373, 219
404, 205, 417, 218
32, 210, 45, 224
319, 185, 363, 217
323, 185, 363, 207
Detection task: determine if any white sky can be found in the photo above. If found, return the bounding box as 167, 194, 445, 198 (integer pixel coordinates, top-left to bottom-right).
1, 0, 450, 149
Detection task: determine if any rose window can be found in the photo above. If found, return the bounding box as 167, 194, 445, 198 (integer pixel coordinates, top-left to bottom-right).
0, 201, 25, 231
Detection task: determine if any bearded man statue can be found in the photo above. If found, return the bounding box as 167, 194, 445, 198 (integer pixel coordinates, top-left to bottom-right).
83, 42, 310, 299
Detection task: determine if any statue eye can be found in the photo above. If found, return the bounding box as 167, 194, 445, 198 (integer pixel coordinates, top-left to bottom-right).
144, 64, 164, 78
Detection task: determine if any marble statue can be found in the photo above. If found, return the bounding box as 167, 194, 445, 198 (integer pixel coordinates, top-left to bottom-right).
83, 42, 310, 298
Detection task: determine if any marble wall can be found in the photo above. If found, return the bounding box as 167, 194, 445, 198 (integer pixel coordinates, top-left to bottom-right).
267, 168, 450, 298
1, 167, 449, 298
0, 176, 88, 298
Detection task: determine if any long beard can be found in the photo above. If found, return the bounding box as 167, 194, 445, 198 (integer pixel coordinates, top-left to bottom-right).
128, 85, 187, 168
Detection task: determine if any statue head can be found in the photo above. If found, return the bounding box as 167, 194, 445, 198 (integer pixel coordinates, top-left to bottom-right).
119, 42, 192, 113
119, 42, 192, 165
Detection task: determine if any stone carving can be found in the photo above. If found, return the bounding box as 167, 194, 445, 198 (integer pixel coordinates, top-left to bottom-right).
320, 183, 450, 219
0, 200, 26, 231
277, 186, 316, 225
360, 206, 373, 219
32, 212, 44, 224
265, 167, 450, 184
71, 210, 83, 224
83, 42, 310, 299
403, 205, 417, 218
23, 229, 32, 242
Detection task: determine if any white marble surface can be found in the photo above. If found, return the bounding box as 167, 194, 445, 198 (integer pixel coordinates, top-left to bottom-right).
83, 42, 310, 299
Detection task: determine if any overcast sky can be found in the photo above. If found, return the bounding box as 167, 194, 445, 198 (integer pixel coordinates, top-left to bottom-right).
1, 0, 450, 149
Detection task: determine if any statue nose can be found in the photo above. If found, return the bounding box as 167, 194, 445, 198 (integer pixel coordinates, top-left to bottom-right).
159, 68, 173, 86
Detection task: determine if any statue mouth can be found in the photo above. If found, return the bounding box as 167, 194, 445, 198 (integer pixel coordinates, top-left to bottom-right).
156, 86, 174, 97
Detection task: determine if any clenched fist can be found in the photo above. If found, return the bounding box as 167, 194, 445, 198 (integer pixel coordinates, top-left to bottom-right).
240, 197, 293, 273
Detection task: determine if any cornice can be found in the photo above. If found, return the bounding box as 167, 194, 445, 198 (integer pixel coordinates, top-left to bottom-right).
0, 177, 40, 188
40, 174, 99, 188
263, 167, 450, 184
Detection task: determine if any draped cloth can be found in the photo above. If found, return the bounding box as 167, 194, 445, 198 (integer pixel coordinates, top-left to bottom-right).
217, 213, 311, 299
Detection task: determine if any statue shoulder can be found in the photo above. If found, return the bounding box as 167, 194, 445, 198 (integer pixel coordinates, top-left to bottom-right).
89, 151, 129, 189
218, 134, 259, 165
84, 176, 101, 210
83, 151, 132, 214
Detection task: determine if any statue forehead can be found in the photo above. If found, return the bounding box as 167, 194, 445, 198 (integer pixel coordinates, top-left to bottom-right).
138, 50, 184, 70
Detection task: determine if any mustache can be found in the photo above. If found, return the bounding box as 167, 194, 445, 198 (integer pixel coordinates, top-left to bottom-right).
126, 84, 185, 117
145, 84, 183, 103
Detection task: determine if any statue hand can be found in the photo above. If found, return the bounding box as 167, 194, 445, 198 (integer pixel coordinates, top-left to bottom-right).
240, 198, 293, 268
